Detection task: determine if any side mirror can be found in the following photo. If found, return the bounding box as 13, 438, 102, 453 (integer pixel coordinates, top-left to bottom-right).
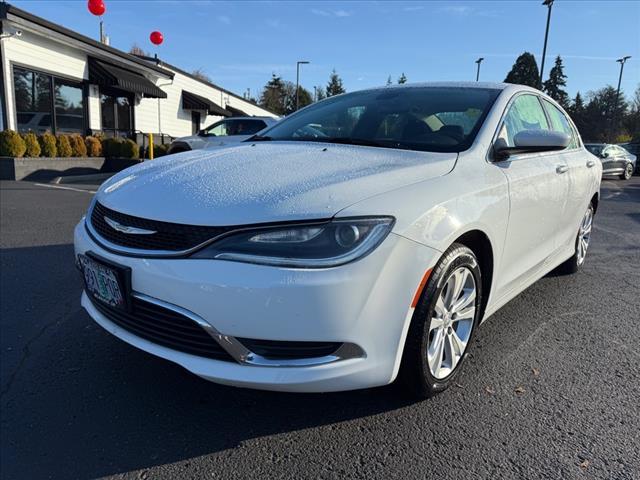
493, 130, 570, 160
600, 151, 609, 159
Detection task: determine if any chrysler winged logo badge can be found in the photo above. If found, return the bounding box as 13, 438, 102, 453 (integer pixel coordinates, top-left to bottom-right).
104, 216, 157, 235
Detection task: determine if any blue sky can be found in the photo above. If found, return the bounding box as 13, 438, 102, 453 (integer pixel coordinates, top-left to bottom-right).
13, 1, 640, 102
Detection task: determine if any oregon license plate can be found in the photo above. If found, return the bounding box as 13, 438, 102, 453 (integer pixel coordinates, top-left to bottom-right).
78, 254, 127, 309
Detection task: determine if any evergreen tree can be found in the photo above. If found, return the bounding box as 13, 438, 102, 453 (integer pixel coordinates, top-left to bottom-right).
567, 92, 585, 133
543, 56, 569, 108
386, 75, 392, 86
259, 74, 287, 115
578, 86, 627, 142
504, 52, 541, 89
315, 86, 326, 102
623, 86, 640, 142
398, 73, 407, 84
326, 69, 346, 97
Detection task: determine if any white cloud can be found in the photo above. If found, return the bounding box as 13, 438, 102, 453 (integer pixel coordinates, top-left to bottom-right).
217, 15, 231, 24
438, 5, 500, 17
311, 8, 352, 18
311, 8, 331, 17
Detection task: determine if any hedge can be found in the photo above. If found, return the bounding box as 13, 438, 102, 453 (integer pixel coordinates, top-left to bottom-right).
38, 133, 57, 157
0, 131, 142, 160
70, 134, 88, 157
22, 132, 41, 157
56, 135, 73, 157
0, 130, 27, 157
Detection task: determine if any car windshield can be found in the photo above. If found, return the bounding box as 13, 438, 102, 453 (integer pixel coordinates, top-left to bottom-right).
258, 87, 501, 152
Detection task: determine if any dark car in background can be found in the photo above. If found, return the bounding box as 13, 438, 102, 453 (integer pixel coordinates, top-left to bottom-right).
585, 143, 637, 180
619, 142, 640, 174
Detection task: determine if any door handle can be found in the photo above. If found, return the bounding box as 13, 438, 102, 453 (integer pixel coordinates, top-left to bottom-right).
586, 160, 596, 168
556, 165, 569, 174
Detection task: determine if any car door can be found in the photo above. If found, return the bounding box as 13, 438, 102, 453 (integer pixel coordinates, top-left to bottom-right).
541, 99, 593, 251
492, 94, 570, 297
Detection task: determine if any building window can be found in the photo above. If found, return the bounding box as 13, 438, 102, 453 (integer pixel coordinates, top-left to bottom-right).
13, 66, 85, 134
100, 92, 133, 137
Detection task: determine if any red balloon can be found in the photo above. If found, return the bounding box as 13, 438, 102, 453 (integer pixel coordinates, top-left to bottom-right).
87, 0, 106, 16
149, 31, 164, 46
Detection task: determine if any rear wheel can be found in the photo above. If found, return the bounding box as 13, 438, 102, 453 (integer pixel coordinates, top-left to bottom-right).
621, 163, 633, 180
556, 203, 594, 274
399, 244, 482, 398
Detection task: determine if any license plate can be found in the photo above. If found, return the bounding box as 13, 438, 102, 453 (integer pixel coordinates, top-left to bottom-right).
78, 254, 129, 310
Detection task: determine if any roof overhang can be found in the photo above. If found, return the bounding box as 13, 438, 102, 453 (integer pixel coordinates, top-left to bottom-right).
89, 58, 167, 98
182, 90, 230, 116
226, 105, 249, 117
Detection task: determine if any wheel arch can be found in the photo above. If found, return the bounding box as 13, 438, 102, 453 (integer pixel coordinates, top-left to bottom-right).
450, 229, 494, 323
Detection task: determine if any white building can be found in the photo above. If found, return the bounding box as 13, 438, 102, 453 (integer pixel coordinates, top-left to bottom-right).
0, 2, 275, 142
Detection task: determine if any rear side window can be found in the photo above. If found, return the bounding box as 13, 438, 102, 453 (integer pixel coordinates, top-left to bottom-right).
497, 94, 549, 147
235, 120, 266, 135
542, 99, 578, 149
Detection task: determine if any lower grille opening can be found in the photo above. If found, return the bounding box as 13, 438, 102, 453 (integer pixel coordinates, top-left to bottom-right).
237, 338, 342, 360
89, 294, 235, 362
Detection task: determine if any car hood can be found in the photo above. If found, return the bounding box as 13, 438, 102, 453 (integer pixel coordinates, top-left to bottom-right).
98, 142, 457, 226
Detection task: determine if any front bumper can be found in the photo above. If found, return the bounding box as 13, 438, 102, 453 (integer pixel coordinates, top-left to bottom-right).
74, 221, 440, 392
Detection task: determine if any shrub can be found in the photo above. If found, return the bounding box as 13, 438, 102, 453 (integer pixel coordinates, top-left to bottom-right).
56, 135, 73, 157
69, 134, 88, 157
21, 132, 41, 157
85, 136, 102, 157
101, 137, 123, 158
38, 133, 57, 157
153, 143, 169, 158
120, 139, 140, 160
0, 130, 27, 157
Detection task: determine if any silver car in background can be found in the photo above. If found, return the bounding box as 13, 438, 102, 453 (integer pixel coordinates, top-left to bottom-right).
585, 143, 637, 180
168, 116, 278, 154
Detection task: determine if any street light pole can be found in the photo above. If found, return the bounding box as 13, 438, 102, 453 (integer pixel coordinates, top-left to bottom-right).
295, 60, 310, 111
475, 57, 484, 81
614, 56, 631, 133
539, 0, 554, 86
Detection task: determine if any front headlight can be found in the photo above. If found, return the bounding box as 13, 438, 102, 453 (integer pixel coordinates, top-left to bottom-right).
191, 217, 395, 268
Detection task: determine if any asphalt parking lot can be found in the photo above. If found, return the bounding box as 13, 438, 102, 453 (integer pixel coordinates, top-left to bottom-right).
1, 177, 639, 480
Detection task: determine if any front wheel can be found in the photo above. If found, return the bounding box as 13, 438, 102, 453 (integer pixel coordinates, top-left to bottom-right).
399, 244, 482, 398
556, 203, 594, 274
621, 163, 633, 180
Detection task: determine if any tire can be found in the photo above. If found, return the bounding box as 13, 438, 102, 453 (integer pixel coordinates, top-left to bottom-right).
620, 163, 633, 180
398, 243, 482, 398
555, 203, 594, 275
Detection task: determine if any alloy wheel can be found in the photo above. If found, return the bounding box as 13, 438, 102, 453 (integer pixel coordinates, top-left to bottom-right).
624, 164, 633, 180
576, 206, 593, 266
427, 267, 477, 379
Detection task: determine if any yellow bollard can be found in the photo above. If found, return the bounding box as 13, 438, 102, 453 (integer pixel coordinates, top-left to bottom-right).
148, 133, 154, 160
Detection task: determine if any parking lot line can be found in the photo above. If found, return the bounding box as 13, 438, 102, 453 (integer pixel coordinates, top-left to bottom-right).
34, 183, 97, 194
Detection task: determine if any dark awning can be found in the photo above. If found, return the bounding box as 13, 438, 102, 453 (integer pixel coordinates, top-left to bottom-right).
226, 105, 249, 117
182, 90, 230, 116
89, 58, 167, 98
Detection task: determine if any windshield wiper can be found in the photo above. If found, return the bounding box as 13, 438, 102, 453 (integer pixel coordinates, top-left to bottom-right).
296, 136, 389, 148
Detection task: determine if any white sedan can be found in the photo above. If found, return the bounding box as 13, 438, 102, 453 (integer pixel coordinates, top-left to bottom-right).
74, 82, 601, 397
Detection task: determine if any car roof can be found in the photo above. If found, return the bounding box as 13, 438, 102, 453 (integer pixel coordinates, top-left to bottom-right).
225, 116, 276, 121
356, 81, 523, 93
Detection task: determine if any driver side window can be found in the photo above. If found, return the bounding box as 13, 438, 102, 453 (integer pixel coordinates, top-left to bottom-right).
497, 95, 549, 147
